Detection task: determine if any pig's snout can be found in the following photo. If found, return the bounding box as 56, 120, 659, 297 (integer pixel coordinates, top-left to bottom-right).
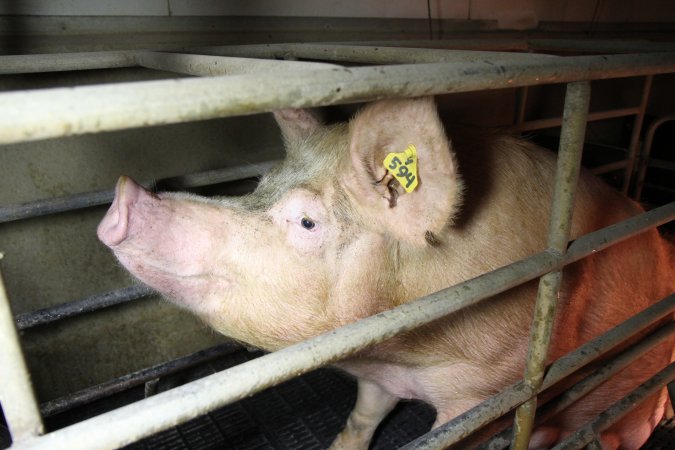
97, 176, 154, 247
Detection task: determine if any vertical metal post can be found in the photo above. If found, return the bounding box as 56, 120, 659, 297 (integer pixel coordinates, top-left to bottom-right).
0, 262, 44, 442
586, 437, 604, 450
515, 86, 529, 127
511, 81, 591, 450
623, 75, 653, 196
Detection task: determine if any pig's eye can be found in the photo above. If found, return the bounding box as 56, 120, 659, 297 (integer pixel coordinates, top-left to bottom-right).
300, 217, 316, 230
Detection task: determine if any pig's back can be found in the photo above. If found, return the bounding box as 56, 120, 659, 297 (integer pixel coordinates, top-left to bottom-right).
438, 130, 675, 439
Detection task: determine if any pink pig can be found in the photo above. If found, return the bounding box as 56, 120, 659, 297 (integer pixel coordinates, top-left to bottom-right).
98, 98, 674, 449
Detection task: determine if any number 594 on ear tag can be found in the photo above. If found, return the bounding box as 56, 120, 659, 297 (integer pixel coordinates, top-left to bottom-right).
383, 144, 419, 193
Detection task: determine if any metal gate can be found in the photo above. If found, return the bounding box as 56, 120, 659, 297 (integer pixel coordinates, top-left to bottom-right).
1, 40, 674, 450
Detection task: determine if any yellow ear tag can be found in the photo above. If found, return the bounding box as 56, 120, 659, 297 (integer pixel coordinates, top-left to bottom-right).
383, 144, 419, 193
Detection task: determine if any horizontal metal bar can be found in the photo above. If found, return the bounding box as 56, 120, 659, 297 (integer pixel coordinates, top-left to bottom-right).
552, 362, 675, 450
543, 295, 675, 390
0, 160, 279, 223
480, 322, 675, 450
635, 115, 675, 200
641, 183, 675, 195
40, 343, 241, 417
403, 294, 675, 450
15, 285, 153, 330
323, 39, 531, 52
2, 52, 674, 145
646, 158, 675, 171
7, 252, 560, 450
529, 39, 675, 54
518, 107, 640, 132
590, 160, 628, 175
0, 267, 44, 441
0, 51, 140, 74
565, 201, 675, 265
189, 43, 557, 64
136, 51, 341, 77
10, 202, 674, 450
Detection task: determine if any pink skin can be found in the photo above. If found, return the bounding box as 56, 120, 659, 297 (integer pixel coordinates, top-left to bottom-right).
98, 177, 235, 306
97, 176, 341, 349
97, 98, 674, 450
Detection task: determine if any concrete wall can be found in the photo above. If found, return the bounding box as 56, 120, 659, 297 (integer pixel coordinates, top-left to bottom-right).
0, 0, 674, 23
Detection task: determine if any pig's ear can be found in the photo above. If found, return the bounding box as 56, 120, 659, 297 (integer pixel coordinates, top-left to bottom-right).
273, 109, 322, 147
347, 97, 463, 246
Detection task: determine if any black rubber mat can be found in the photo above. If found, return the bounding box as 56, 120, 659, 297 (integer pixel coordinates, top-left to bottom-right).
2, 348, 673, 449
121, 349, 436, 450
120, 349, 675, 450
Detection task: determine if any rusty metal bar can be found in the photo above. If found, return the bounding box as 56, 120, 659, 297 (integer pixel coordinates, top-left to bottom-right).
551, 362, 675, 450
512, 81, 591, 450
529, 39, 675, 54
15, 285, 154, 330
634, 115, 675, 201
476, 322, 675, 449
0, 265, 44, 442
8, 200, 674, 450
40, 343, 240, 417
0, 160, 279, 224
189, 43, 557, 64
515, 86, 529, 126
1, 52, 675, 145
518, 106, 640, 132
590, 160, 628, 175
623, 75, 653, 195
585, 438, 603, 450
401, 297, 675, 450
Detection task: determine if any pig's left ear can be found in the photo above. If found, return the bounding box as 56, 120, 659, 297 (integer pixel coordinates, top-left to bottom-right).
346, 97, 463, 246
273, 109, 322, 147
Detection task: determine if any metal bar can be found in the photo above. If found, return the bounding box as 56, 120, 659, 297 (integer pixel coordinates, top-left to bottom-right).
0, 160, 279, 224
322, 39, 530, 52
529, 39, 675, 54
512, 81, 591, 450
2, 52, 675, 145
551, 362, 675, 450
641, 183, 675, 195
477, 322, 675, 450
135, 51, 341, 77
515, 86, 529, 126
400, 298, 675, 450
0, 265, 44, 441
189, 43, 558, 64
518, 107, 640, 132
9, 202, 675, 450
564, 202, 674, 264
590, 160, 627, 175
586, 438, 603, 450
15, 285, 154, 330
0, 51, 140, 74
646, 159, 675, 171
623, 75, 653, 195
634, 115, 675, 201
402, 381, 535, 450
40, 343, 241, 417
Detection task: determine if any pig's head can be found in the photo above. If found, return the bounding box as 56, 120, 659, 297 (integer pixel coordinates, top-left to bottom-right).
97, 98, 463, 350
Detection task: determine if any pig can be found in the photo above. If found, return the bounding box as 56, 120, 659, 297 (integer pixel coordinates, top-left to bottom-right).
97, 97, 674, 450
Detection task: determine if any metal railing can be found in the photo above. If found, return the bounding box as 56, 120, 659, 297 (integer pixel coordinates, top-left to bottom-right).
1, 41, 674, 450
